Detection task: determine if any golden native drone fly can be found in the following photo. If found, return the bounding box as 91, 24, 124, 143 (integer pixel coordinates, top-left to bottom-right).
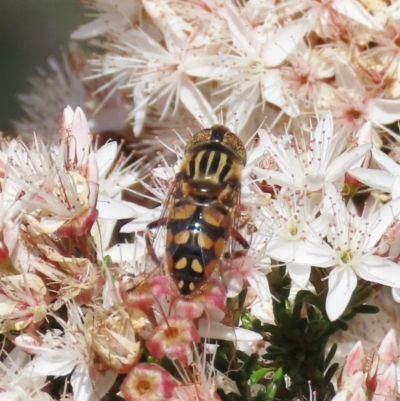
145, 125, 249, 296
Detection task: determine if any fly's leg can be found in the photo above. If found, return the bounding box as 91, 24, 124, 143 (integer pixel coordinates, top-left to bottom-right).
145, 217, 167, 266
223, 228, 250, 259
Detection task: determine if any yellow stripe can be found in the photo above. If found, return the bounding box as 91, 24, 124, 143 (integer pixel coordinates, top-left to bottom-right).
194, 150, 206, 179
205, 150, 215, 176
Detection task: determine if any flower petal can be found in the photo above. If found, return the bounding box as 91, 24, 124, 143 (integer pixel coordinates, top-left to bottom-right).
326, 268, 357, 321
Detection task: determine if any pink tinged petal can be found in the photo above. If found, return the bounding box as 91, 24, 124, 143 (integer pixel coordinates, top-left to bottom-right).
325, 144, 371, 182
97, 195, 138, 219
357, 256, 400, 288
371, 147, 400, 173
341, 371, 366, 393
342, 341, 365, 379
378, 329, 398, 366
179, 75, 216, 127
70, 107, 92, 166
349, 168, 393, 193
286, 263, 311, 288
198, 320, 262, 342
333, 0, 383, 29
262, 19, 310, 67
326, 268, 358, 321
60, 106, 75, 138
95, 142, 118, 177
367, 98, 400, 125
371, 364, 397, 401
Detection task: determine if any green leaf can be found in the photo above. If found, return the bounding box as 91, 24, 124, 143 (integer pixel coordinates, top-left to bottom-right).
243, 353, 259, 380
324, 362, 339, 383
351, 305, 380, 314
248, 368, 272, 385
324, 343, 337, 371
238, 288, 248, 309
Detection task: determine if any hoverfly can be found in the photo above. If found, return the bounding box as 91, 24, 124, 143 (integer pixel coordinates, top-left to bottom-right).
145, 125, 249, 296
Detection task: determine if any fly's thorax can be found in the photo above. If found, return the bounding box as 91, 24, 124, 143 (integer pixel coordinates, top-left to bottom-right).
181, 146, 243, 184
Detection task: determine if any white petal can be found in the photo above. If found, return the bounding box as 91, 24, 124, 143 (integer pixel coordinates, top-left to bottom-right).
179, 75, 216, 127
365, 197, 400, 248
90, 371, 118, 401
262, 70, 299, 116
262, 19, 310, 67
222, 1, 260, 54
120, 206, 161, 233
95, 142, 117, 178
392, 176, 400, 199
28, 356, 76, 376
225, 84, 260, 134
71, 364, 96, 401
198, 320, 262, 342
367, 98, 400, 125
267, 238, 333, 267
333, 0, 383, 30
286, 263, 311, 288
372, 147, 400, 174
349, 168, 393, 193
252, 167, 298, 188
247, 271, 272, 306
71, 15, 126, 39
357, 256, 400, 287
313, 112, 333, 143
97, 195, 138, 219
104, 242, 145, 263
326, 268, 357, 321
392, 287, 400, 303
326, 144, 371, 182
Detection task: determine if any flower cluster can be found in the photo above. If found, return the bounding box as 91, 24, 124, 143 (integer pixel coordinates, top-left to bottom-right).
3, 0, 400, 400
68, 0, 400, 141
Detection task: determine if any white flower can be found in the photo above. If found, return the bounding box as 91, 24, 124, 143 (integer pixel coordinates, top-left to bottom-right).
253, 112, 371, 191
0, 347, 52, 401
15, 304, 117, 401
312, 184, 400, 321
351, 146, 400, 199
261, 190, 331, 288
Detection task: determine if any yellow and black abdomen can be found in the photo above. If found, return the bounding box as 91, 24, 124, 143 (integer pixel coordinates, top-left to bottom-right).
166, 199, 233, 295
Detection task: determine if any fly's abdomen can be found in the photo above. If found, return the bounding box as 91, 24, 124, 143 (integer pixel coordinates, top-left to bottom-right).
166, 202, 231, 295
